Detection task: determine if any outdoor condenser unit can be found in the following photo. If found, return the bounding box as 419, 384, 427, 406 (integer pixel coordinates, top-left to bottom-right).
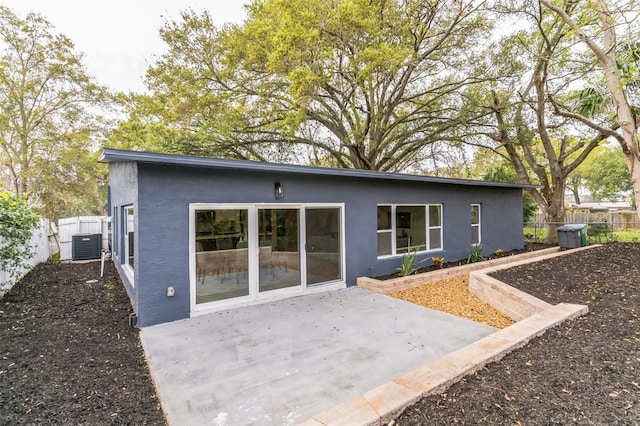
72, 233, 102, 261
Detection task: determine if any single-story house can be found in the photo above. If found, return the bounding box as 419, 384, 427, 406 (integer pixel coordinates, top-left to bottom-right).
99, 148, 530, 327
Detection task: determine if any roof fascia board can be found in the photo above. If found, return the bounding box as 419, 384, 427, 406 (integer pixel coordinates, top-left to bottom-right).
99, 148, 540, 190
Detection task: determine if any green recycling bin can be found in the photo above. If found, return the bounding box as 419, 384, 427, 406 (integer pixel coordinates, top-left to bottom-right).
557, 224, 587, 250
579, 224, 588, 246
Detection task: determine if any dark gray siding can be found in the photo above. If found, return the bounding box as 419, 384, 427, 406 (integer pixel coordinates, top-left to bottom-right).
107, 162, 139, 313
120, 163, 523, 326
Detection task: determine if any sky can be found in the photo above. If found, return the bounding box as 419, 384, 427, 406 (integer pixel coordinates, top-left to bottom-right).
2, 0, 248, 93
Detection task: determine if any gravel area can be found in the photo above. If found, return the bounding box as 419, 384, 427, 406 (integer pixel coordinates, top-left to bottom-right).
389, 274, 514, 329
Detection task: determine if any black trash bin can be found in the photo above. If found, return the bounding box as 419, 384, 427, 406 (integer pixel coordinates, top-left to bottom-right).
557, 224, 587, 250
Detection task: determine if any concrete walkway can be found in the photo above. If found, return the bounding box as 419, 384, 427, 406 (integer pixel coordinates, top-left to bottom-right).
140, 287, 496, 425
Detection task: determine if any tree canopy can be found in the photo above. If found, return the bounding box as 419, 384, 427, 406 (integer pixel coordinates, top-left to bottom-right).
446, 0, 640, 239
460, 3, 609, 231
539, 0, 640, 218
0, 6, 107, 219
2, 0, 633, 226
114, 0, 494, 171
578, 145, 633, 203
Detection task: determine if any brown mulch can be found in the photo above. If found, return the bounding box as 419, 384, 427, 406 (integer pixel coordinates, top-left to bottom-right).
389, 274, 515, 329
395, 242, 640, 425
0, 261, 165, 425
2, 243, 639, 425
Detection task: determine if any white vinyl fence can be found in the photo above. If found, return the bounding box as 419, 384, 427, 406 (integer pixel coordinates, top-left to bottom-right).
0, 218, 51, 295
57, 216, 109, 261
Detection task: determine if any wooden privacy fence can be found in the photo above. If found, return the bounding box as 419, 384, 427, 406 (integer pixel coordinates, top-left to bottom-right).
0, 218, 51, 294
57, 216, 109, 261
533, 210, 640, 230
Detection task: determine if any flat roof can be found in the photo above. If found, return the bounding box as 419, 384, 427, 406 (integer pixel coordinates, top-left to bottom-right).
98, 148, 536, 190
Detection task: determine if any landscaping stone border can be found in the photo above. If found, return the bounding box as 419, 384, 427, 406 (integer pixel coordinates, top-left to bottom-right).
301, 245, 594, 426
356, 246, 560, 294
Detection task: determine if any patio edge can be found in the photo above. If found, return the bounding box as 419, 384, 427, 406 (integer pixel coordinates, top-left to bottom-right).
302, 247, 594, 425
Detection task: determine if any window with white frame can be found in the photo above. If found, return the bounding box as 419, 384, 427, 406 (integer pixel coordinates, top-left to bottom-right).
112, 207, 117, 256
428, 205, 442, 250
124, 205, 135, 272
377, 206, 392, 256
377, 204, 442, 257
471, 204, 481, 245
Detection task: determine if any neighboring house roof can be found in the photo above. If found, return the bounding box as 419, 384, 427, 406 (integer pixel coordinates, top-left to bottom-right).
98, 148, 537, 190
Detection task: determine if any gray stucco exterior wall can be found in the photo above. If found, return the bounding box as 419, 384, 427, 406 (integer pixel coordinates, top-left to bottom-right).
108, 162, 138, 313
107, 158, 524, 327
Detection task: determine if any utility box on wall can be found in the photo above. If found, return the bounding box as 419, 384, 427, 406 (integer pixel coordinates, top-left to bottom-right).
72, 234, 102, 260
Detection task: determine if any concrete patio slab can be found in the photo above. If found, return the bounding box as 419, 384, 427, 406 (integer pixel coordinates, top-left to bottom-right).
140, 287, 496, 425
300, 248, 590, 426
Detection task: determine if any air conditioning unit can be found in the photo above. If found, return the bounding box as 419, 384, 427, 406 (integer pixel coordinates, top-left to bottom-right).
72, 234, 102, 261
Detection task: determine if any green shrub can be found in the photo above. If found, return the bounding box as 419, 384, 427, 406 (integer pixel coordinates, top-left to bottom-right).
0, 191, 40, 280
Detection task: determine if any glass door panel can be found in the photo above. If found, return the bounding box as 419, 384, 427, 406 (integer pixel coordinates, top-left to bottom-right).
194, 209, 249, 304
258, 208, 301, 292
305, 208, 342, 286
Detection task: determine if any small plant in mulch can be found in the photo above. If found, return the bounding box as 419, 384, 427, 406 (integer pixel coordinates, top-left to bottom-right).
494, 248, 506, 257
467, 245, 486, 264
431, 256, 445, 268
375, 243, 555, 281
396, 245, 427, 276
396, 249, 419, 276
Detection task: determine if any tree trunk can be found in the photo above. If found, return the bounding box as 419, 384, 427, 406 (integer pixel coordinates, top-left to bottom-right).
570, 186, 581, 205
539, 0, 640, 219
543, 178, 567, 243
625, 153, 640, 209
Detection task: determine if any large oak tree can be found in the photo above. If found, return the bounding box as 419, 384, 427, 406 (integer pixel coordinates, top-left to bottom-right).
460, 2, 619, 238
0, 6, 107, 218
118, 0, 494, 171
539, 0, 640, 219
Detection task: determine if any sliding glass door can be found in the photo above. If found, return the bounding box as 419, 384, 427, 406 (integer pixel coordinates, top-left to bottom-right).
305, 208, 342, 285
258, 208, 300, 292
192, 204, 343, 311
194, 208, 249, 304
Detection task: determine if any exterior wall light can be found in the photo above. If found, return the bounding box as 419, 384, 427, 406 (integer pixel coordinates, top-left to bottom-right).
275, 182, 284, 199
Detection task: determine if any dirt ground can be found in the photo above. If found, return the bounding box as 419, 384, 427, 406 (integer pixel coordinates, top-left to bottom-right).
395, 242, 640, 425
2, 243, 639, 425
0, 261, 165, 425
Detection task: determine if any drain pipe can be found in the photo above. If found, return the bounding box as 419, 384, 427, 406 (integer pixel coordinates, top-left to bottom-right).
100, 249, 110, 277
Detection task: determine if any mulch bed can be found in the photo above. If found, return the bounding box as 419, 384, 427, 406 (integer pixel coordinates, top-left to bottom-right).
395, 242, 640, 425
2, 244, 639, 425
375, 242, 554, 280
0, 261, 165, 425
